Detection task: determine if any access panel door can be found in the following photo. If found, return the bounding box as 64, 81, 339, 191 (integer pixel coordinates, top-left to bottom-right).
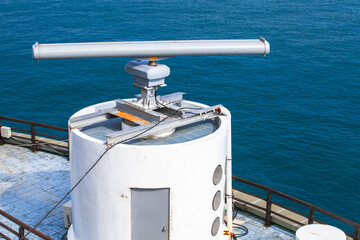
131, 188, 169, 240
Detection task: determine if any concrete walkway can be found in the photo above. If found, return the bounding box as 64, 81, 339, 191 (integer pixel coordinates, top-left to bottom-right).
0, 144, 70, 239
233, 210, 295, 240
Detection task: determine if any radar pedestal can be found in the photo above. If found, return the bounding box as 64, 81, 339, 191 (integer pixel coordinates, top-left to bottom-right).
125, 60, 170, 110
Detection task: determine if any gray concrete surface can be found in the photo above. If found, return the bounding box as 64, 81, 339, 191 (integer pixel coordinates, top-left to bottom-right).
0, 144, 69, 239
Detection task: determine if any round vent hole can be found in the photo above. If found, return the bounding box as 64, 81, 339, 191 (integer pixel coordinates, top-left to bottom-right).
213, 165, 223, 185
212, 190, 222, 211
211, 217, 220, 236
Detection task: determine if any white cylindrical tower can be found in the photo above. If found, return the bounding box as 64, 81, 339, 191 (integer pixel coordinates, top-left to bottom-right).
67, 100, 228, 240
31, 38, 270, 240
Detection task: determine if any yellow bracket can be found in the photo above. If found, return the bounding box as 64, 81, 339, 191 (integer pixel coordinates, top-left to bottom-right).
110, 111, 149, 125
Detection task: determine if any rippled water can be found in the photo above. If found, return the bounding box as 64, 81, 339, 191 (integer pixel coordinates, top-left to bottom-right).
1, 0, 359, 230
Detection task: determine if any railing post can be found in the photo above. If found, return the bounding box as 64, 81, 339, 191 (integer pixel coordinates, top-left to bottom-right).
30, 125, 37, 152
308, 207, 315, 224
19, 227, 24, 240
354, 226, 360, 240
265, 191, 272, 227
0, 119, 3, 145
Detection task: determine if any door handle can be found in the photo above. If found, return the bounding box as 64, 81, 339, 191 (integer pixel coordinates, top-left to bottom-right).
162, 226, 167, 232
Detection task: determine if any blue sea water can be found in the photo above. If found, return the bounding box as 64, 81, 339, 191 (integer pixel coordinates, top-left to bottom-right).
1, 0, 359, 231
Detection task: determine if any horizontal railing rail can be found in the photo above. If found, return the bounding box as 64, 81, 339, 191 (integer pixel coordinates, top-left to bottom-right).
233, 175, 360, 240
0, 209, 53, 240
1, 116, 359, 239
0, 116, 67, 131
0, 116, 68, 156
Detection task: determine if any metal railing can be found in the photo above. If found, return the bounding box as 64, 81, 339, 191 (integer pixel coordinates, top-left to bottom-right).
0, 116, 68, 156
233, 175, 360, 240
0, 209, 53, 240
1, 116, 359, 239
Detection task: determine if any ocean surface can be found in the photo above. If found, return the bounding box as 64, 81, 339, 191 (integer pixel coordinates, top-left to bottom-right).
1, 0, 359, 232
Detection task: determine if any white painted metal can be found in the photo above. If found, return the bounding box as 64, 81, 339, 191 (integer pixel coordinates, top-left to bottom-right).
62, 200, 72, 229
67, 100, 228, 240
32, 39, 270, 60
0, 126, 12, 138
296, 224, 346, 240
131, 188, 170, 240
126, 60, 170, 80
219, 107, 233, 232
125, 60, 170, 109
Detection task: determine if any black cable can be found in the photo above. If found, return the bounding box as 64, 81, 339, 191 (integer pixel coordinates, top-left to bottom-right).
22, 96, 216, 239
22, 105, 197, 240
232, 202, 237, 220
10, 136, 68, 146
22, 115, 172, 240
154, 89, 203, 115
233, 223, 249, 239
42, 142, 68, 156
61, 231, 68, 240
9, 136, 68, 156
154, 89, 169, 109
231, 202, 249, 239
9, 136, 26, 144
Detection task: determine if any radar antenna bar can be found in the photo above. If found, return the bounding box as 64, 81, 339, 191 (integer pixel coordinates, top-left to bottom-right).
32, 38, 270, 61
